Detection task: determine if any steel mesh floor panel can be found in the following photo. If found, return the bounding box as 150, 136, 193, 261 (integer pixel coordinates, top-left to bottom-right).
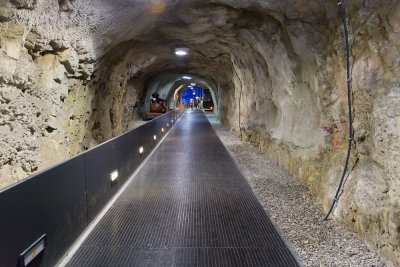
67, 111, 301, 267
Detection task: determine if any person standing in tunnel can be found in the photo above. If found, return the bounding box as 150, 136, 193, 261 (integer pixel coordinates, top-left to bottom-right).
151, 92, 165, 103
189, 98, 194, 110
150, 92, 167, 113
194, 97, 200, 109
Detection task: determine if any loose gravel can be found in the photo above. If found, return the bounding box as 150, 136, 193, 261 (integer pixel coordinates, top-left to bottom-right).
206, 114, 394, 267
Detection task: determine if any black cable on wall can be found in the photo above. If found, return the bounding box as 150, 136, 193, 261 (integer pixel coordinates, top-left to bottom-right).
325, 0, 354, 220
232, 65, 244, 141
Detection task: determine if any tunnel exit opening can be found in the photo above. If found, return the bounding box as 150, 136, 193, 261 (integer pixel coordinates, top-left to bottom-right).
181, 86, 215, 112
182, 85, 201, 109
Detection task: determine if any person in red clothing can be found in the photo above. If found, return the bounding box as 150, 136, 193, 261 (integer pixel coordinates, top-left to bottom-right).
150, 92, 167, 113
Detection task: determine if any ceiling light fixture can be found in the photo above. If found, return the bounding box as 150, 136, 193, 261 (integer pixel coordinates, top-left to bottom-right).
175, 47, 189, 56
183, 76, 192, 80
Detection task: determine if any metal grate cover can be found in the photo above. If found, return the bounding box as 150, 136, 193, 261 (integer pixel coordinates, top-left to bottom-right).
68, 110, 301, 267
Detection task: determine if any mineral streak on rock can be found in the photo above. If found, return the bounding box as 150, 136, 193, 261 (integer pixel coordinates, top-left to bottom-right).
0, 0, 399, 264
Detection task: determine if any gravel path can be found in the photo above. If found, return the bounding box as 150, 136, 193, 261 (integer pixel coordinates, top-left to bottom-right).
206, 114, 394, 267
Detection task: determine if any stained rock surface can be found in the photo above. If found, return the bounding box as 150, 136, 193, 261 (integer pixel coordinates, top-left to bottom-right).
0, 0, 399, 264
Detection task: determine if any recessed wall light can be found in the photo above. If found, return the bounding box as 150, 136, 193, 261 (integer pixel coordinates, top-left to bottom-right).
19, 235, 47, 267
153, 135, 157, 140
139, 146, 144, 154
110, 170, 119, 182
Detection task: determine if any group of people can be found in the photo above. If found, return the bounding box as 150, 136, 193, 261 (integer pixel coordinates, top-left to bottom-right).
189, 98, 200, 109
150, 91, 203, 112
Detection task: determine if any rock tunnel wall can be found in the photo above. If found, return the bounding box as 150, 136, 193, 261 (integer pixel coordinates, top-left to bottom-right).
0, 0, 399, 264
219, 2, 400, 262
223, 2, 400, 262
0, 0, 97, 188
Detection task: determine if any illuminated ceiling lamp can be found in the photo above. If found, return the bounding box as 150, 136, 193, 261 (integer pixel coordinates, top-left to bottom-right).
174, 46, 190, 56
182, 76, 192, 80
148, 0, 166, 14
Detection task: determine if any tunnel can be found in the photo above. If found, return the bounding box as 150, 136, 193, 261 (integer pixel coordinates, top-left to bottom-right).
0, 0, 399, 266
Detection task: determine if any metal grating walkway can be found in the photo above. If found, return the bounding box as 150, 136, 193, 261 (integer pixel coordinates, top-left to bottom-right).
67, 110, 301, 267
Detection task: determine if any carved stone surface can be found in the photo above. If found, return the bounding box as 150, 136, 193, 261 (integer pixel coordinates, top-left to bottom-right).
0, 0, 399, 264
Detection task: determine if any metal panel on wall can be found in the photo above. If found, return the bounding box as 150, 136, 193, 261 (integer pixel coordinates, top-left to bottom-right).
0, 155, 87, 267
85, 133, 131, 221
129, 112, 174, 171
